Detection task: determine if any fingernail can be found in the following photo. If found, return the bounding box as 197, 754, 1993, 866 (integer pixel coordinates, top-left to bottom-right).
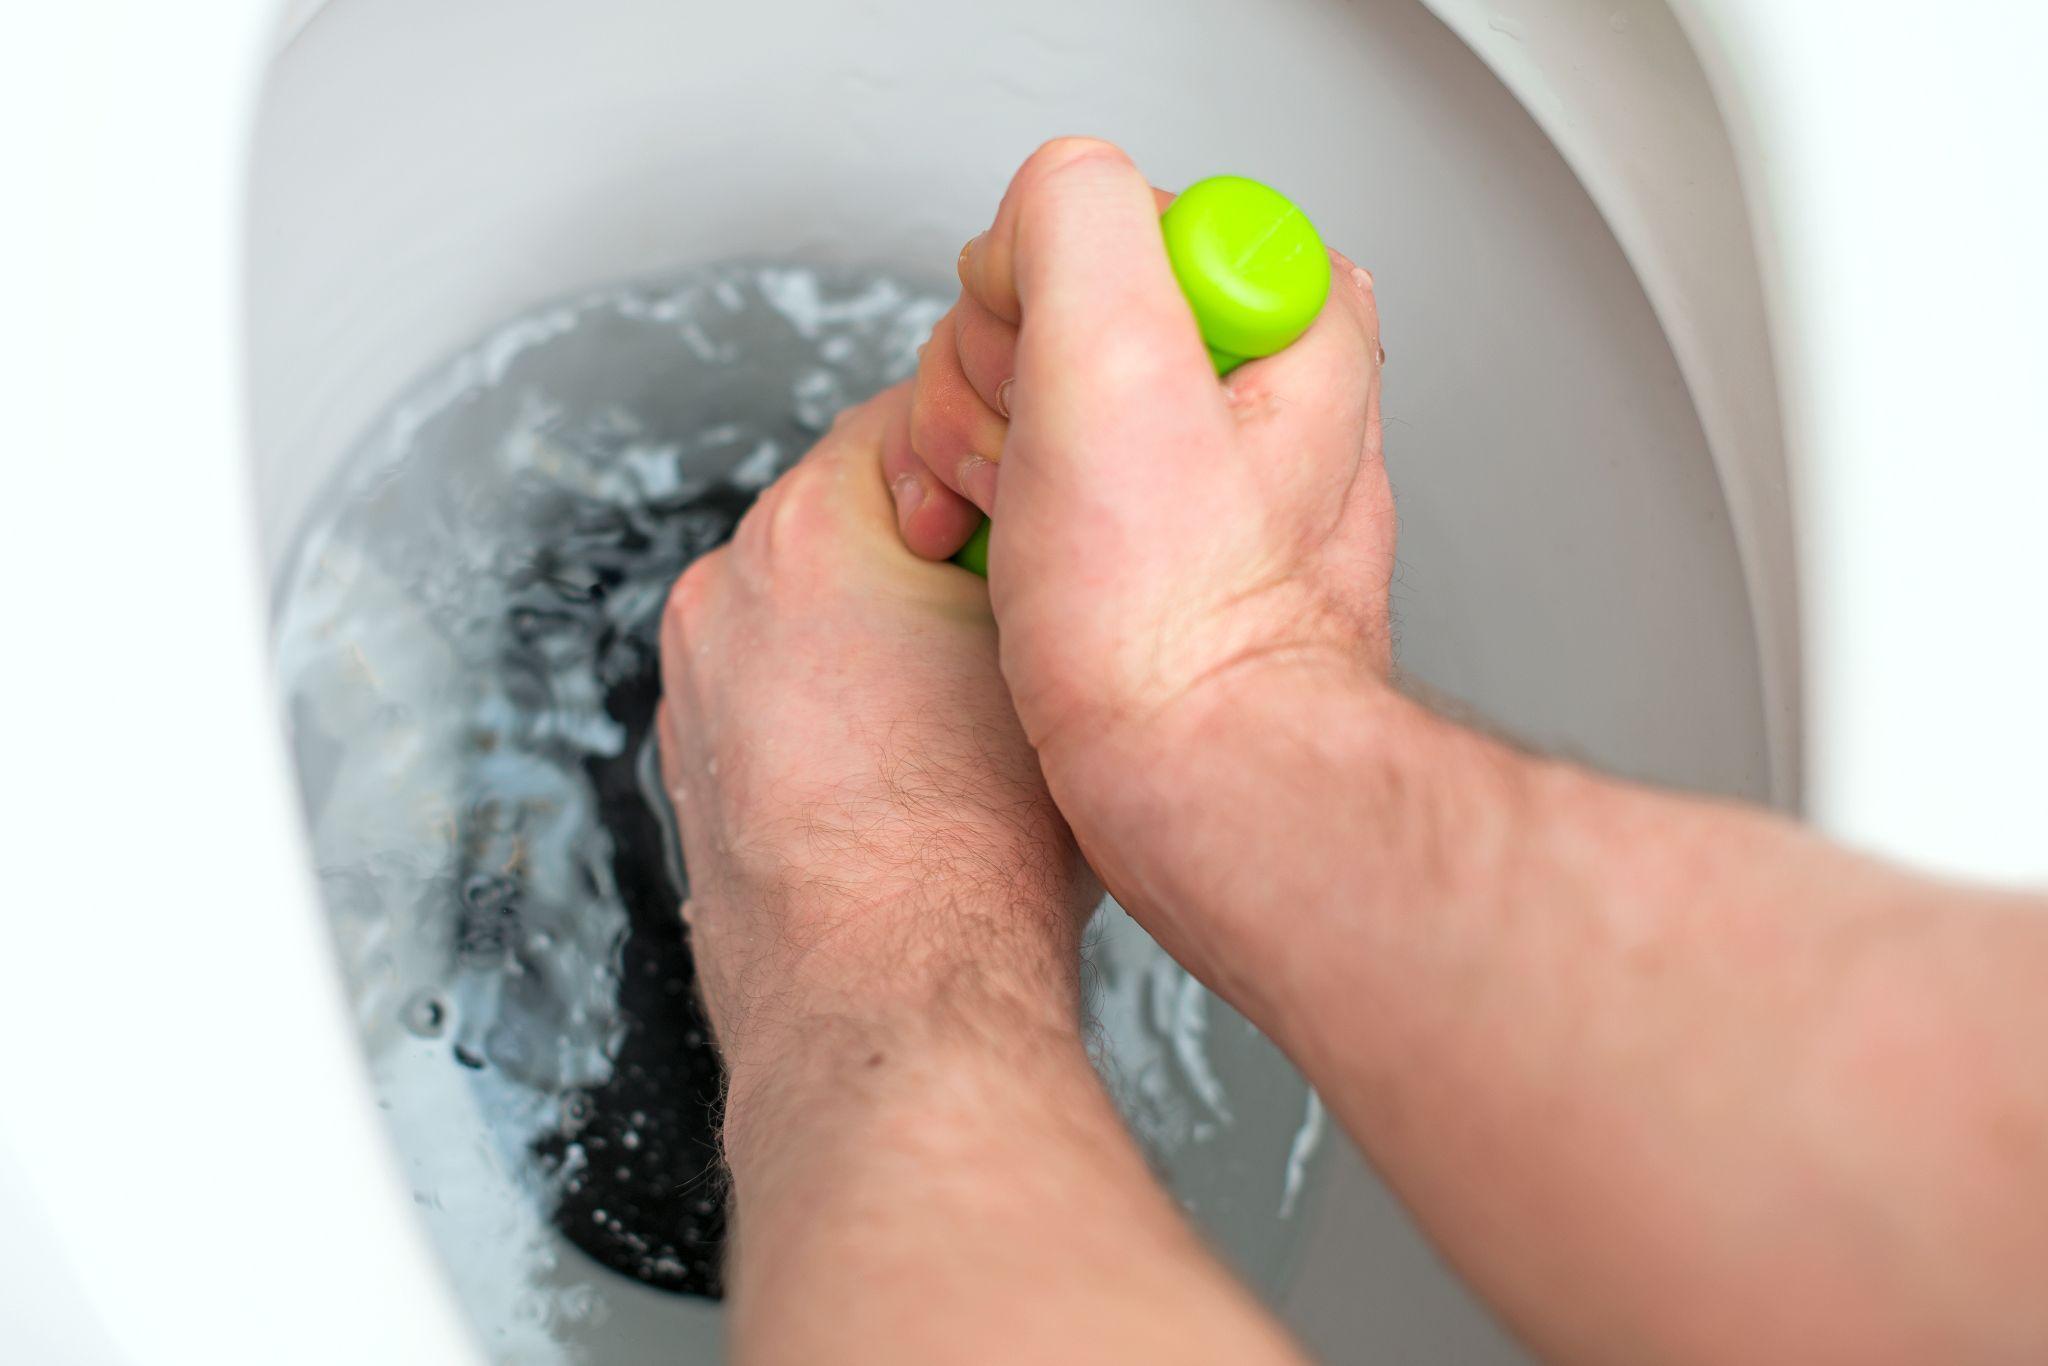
957, 454, 999, 512
891, 472, 926, 522
958, 232, 987, 283
1350, 266, 1375, 297
994, 377, 1014, 418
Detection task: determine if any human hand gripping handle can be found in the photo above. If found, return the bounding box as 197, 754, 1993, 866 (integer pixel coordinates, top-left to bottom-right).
885, 139, 1391, 995
878, 139, 2048, 1366
950, 175, 1331, 576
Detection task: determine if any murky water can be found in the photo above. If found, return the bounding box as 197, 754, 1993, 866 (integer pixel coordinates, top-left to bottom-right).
273, 264, 1324, 1362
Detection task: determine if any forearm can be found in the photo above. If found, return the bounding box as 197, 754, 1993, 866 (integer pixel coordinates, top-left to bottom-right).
1100, 663, 2048, 1365
717, 911, 1306, 1366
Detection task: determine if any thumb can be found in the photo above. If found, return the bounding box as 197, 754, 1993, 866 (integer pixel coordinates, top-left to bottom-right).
963, 140, 1231, 504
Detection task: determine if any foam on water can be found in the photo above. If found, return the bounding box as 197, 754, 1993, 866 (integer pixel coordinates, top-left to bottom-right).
272, 263, 1324, 1362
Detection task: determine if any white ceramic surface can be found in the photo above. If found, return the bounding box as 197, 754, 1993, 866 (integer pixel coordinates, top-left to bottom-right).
4, 0, 2041, 1361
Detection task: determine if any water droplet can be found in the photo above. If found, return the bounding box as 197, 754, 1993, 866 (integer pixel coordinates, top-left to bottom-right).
401, 990, 447, 1038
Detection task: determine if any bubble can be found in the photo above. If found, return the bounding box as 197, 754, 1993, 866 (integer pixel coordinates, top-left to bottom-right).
401, 990, 448, 1038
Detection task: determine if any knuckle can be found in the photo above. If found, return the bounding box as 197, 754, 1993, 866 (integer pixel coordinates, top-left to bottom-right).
827, 385, 899, 452
759, 463, 839, 558
907, 393, 957, 462
663, 552, 719, 631
1088, 327, 1182, 398
761, 472, 811, 536
1222, 376, 1287, 431
1027, 136, 1134, 179
954, 309, 1016, 379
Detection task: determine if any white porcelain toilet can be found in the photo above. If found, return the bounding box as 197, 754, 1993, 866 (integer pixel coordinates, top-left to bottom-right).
5, 1, 2043, 1362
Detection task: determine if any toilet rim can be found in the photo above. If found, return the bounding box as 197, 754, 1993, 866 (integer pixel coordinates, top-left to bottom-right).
4, 1, 2043, 1363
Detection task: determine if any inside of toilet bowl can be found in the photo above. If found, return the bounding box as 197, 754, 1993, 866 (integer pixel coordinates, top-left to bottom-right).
272, 263, 1332, 1356
249, 0, 1779, 1359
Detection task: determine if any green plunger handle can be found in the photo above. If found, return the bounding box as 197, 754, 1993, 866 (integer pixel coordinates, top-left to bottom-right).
952, 175, 1330, 577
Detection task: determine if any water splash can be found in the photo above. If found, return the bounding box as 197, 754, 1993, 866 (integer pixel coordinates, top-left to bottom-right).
273, 263, 1324, 1361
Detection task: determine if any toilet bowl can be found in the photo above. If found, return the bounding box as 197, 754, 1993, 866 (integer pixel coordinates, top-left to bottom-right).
5, 1, 2042, 1363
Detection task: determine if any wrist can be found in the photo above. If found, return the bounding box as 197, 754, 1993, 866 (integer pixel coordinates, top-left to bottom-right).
718, 959, 1097, 1196
1037, 643, 1390, 900
711, 888, 1090, 1167
1047, 649, 1539, 1036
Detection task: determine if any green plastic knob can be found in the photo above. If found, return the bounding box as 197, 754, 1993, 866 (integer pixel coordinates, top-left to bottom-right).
955, 517, 992, 577
953, 175, 1326, 576
1162, 175, 1331, 375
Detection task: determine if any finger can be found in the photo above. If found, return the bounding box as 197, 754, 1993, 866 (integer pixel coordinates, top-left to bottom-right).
1225, 249, 1390, 572
909, 305, 1009, 514
991, 140, 1228, 492
1223, 247, 1381, 447
956, 144, 1176, 324
807, 383, 899, 466
952, 292, 1018, 419
950, 178, 1182, 435
1322, 250, 1389, 516
776, 382, 913, 532
881, 381, 983, 558
657, 548, 724, 728
655, 698, 683, 798
733, 386, 892, 568
799, 383, 982, 557
1329, 249, 1387, 369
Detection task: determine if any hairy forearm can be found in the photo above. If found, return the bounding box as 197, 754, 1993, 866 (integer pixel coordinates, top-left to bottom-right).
716, 909, 1307, 1366
1106, 663, 2048, 1365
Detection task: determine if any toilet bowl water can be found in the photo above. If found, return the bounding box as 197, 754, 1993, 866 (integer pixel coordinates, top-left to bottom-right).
273, 262, 1328, 1360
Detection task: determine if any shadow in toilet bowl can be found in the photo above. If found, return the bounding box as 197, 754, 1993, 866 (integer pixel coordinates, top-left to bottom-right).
527, 484, 748, 1300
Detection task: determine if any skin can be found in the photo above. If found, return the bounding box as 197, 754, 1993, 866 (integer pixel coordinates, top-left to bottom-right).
663, 138, 2048, 1364
658, 392, 1307, 1365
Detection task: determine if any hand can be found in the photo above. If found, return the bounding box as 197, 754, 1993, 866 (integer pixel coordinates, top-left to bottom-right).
662, 386, 1310, 1366
657, 384, 1098, 1133
886, 139, 1390, 971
